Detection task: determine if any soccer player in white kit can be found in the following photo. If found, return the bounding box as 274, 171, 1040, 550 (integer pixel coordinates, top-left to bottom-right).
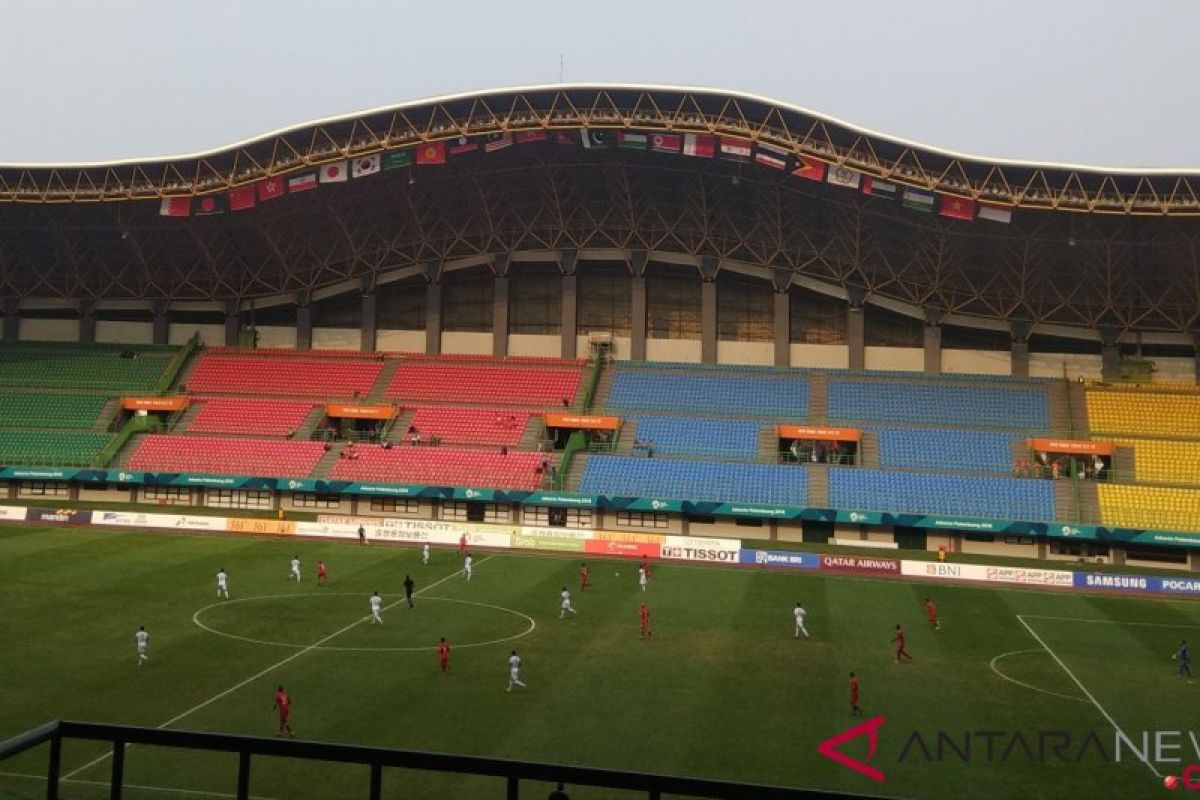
794, 602, 810, 639
463, 552, 473, 581
216, 567, 229, 599
422, 543, 430, 566
559, 587, 577, 618
506, 649, 526, 691
135, 625, 149, 666
369, 591, 383, 624
289, 556, 301, 583
638, 565, 649, 592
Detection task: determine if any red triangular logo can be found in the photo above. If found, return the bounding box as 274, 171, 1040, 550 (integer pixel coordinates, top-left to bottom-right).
817, 715, 886, 783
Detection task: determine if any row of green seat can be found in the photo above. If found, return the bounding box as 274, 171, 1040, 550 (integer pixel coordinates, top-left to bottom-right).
0, 431, 111, 466
0, 342, 177, 391
0, 393, 111, 429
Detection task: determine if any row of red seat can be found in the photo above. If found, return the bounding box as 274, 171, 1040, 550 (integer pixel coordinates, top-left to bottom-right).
187, 355, 383, 397
386, 364, 582, 405
406, 407, 538, 446
330, 446, 548, 490
188, 398, 315, 437
128, 435, 326, 478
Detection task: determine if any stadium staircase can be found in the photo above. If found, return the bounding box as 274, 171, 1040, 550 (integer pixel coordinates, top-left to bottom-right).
171, 348, 204, 393
294, 406, 329, 440
312, 442, 347, 479
1008, 440, 1028, 470
517, 418, 543, 451
590, 362, 615, 412
1054, 479, 1101, 524
757, 425, 778, 461
614, 420, 637, 455
807, 464, 830, 507
384, 410, 417, 445
171, 403, 204, 433
367, 357, 403, 402
92, 398, 121, 432
808, 372, 829, 419
859, 432, 880, 467
563, 452, 589, 491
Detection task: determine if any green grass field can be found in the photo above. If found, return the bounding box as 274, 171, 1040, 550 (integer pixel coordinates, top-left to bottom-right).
1, 525, 1197, 800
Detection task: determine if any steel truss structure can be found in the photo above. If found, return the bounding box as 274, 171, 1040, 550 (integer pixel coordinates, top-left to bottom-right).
0, 85, 1198, 335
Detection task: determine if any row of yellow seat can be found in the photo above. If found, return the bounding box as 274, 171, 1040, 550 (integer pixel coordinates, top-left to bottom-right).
1085, 389, 1200, 438
1097, 484, 1200, 534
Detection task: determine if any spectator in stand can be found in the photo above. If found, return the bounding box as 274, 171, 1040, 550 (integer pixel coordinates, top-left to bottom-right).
500, 445, 508, 456
561, 397, 570, 407
1051, 461, 1060, 480
646, 440, 654, 459
410, 429, 421, 446
789, 439, 800, 462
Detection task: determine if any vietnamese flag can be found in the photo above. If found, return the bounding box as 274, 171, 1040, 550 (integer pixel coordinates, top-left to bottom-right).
417, 141, 446, 165
256, 176, 285, 202
938, 194, 977, 220
228, 184, 257, 212
159, 196, 191, 217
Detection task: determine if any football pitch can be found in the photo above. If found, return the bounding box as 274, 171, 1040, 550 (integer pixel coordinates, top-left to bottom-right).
1, 526, 1197, 800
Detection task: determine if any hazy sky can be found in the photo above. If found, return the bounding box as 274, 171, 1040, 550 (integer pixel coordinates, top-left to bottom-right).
3, 0, 1196, 168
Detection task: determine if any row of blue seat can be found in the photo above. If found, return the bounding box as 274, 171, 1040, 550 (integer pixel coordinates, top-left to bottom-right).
828, 467, 1055, 521
579, 456, 808, 506
828, 381, 1050, 429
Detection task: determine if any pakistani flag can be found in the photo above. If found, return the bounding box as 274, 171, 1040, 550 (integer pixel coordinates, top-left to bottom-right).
581, 129, 611, 148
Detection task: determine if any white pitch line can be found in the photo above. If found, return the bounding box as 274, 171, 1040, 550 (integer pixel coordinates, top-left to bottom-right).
1017, 614, 1162, 779
1020, 614, 1200, 629
63, 555, 496, 781
0, 770, 276, 799
988, 649, 1087, 703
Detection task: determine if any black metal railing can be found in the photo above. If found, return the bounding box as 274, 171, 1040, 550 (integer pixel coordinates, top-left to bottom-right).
0, 720, 878, 800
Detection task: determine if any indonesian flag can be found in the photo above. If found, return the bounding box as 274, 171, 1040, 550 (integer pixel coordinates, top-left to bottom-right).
319, 161, 348, 183
650, 133, 682, 153
682, 134, 716, 158
938, 195, 976, 220
352, 154, 381, 178
287, 173, 317, 193
719, 136, 752, 161
791, 157, 827, 181
416, 141, 446, 165
228, 184, 257, 212
977, 203, 1013, 224
159, 196, 191, 217
256, 176, 285, 201
754, 142, 790, 170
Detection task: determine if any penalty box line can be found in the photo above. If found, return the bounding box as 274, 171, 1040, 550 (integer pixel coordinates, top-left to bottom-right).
1016, 613, 1161, 780
63, 555, 497, 781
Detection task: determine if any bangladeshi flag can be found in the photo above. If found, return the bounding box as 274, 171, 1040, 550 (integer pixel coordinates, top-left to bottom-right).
193, 194, 226, 216
228, 184, 257, 212
416, 141, 446, 165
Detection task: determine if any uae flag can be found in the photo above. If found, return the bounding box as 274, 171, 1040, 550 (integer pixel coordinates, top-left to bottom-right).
351, 154, 381, 178
256, 176, 285, 201
618, 131, 648, 150
484, 133, 513, 152
902, 188, 936, 212
515, 130, 548, 144
416, 141, 446, 165
228, 184, 257, 212
319, 161, 348, 183
447, 136, 478, 155
383, 150, 413, 170
682, 134, 716, 158
938, 194, 976, 220
791, 157, 827, 182
581, 129, 611, 148
193, 195, 226, 216
977, 203, 1013, 224
719, 136, 752, 161
159, 196, 191, 217
650, 133, 681, 153
861, 176, 898, 198
754, 142, 790, 170
826, 165, 862, 189
288, 173, 318, 193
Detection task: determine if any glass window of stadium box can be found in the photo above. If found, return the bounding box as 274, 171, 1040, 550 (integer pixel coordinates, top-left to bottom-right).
614, 510, 670, 529
367, 497, 421, 514
290, 492, 342, 509
142, 486, 193, 505
377, 277, 427, 331
577, 261, 631, 336
206, 489, 273, 510
312, 290, 361, 329
941, 324, 1010, 351
717, 271, 772, 342
864, 304, 923, 348
441, 267, 494, 332
789, 286, 846, 345
647, 263, 701, 339
17, 481, 68, 498
521, 505, 594, 529
510, 264, 561, 335
442, 501, 510, 524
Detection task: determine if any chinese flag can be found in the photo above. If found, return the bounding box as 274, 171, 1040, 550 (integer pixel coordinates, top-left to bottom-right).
228, 184, 257, 212
416, 141, 446, 165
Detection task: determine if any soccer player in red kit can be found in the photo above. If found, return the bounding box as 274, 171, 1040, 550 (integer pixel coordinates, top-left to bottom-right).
579, 563, 590, 592
273, 685, 294, 737
924, 597, 941, 630
316, 560, 328, 586
438, 637, 451, 674
639, 603, 653, 639
849, 672, 863, 716
458, 534, 468, 555
892, 624, 913, 663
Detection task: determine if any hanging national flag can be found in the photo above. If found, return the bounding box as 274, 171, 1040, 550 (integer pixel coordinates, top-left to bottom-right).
682, 134, 716, 158
351, 154, 381, 178
515, 130, 548, 144
650, 133, 682, 153
416, 141, 446, 165
977, 203, 1013, 224
791, 157, 826, 182
618, 131, 648, 150
256, 176, 285, 202
484, 133, 513, 152
193, 195, 226, 216
719, 136, 752, 162
826, 165, 862, 189
554, 131, 576, 145
902, 188, 936, 212
319, 161, 348, 183
861, 176, 898, 198
159, 196, 191, 217
383, 150, 413, 170
288, 173, 318, 193
754, 142, 791, 170
447, 136, 478, 155
228, 184, 257, 212
581, 129, 611, 148
938, 194, 976, 220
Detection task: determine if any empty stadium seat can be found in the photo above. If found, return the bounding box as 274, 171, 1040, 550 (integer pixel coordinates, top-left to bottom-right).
628, 415, 762, 459
385, 364, 582, 406
608, 371, 810, 417
828, 380, 1050, 429
329, 445, 548, 490
1109, 437, 1200, 487
875, 427, 1016, 473
0, 342, 176, 391
1097, 484, 1200, 533
1086, 390, 1200, 438
407, 407, 537, 446
827, 467, 1055, 521
0, 392, 110, 429
0, 431, 111, 466
186, 354, 383, 397
127, 435, 326, 478
188, 398, 316, 437
578, 456, 808, 506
